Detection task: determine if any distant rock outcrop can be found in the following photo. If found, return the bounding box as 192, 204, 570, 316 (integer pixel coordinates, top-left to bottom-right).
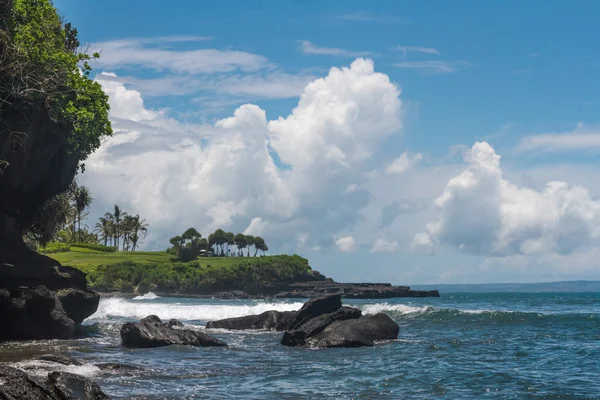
206, 310, 297, 331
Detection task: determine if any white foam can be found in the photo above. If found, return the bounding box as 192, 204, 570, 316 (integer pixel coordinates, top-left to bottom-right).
361, 303, 432, 315
132, 292, 160, 300
87, 298, 304, 322
13, 360, 101, 378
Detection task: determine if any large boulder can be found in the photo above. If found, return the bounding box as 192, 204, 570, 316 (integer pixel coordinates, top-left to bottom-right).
306, 313, 400, 348
121, 315, 227, 348
206, 310, 297, 331
0, 365, 110, 400
280, 295, 400, 348
0, 262, 100, 341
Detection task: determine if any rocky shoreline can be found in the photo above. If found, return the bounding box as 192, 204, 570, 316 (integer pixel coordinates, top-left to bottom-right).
98, 278, 440, 299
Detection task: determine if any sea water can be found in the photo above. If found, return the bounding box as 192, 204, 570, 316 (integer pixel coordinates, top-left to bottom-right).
2, 292, 600, 399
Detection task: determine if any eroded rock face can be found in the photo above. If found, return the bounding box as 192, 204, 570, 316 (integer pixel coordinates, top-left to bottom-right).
121, 315, 227, 348
0, 366, 110, 400
0, 263, 99, 341
206, 310, 297, 331
280, 294, 400, 348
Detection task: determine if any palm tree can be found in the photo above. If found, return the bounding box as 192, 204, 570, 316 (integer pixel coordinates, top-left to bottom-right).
234, 233, 247, 257
245, 235, 255, 257
73, 186, 92, 242
94, 215, 112, 246
109, 205, 127, 250
129, 215, 149, 251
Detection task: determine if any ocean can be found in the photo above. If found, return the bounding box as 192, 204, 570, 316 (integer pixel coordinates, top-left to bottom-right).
2, 292, 599, 399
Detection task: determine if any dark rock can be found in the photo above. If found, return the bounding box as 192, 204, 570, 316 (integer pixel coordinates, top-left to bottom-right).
306, 313, 400, 348
0, 286, 75, 340
0, 366, 110, 400
280, 295, 400, 348
46, 371, 110, 400
168, 319, 184, 328
58, 289, 100, 326
280, 306, 361, 346
287, 294, 342, 330
206, 310, 297, 331
120, 315, 227, 348
0, 365, 58, 399
274, 280, 440, 299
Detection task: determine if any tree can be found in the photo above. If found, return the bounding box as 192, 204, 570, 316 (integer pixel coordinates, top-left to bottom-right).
72, 185, 92, 242
253, 236, 267, 256
225, 232, 235, 256
129, 215, 148, 251
245, 235, 255, 257
94, 215, 112, 246
213, 229, 226, 256
1, 0, 112, 256
234, 233, 247, 257
109, 205, 126, 250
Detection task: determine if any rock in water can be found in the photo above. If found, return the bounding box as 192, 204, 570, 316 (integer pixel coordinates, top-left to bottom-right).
0, 366, 110, 400
46, 371, 110, 400
306, 314, 400, 348
280, 295, 400, 348
121, 315, 227, 348
206, 310, 297, 331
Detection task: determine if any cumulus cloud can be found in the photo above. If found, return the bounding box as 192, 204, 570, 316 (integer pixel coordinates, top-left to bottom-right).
84, 58, 403, 251
371, 238, 399, 252
385, 151, 422, 174
414, 142, 600, 256
335, 236, 356, 252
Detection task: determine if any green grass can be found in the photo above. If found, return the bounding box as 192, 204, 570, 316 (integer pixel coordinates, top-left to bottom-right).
49, 247, 248, 268
46, 247, 320, 294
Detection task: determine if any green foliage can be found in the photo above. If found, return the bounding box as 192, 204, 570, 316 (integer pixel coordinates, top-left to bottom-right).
40, 242, 71, 254
1, 0, 112, 159
80, 255, 315, 294
71, 243, 115, 252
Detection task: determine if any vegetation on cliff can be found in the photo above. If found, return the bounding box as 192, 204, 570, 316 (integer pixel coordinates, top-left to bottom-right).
47, 246, 322, 294
0, 0, 112, 252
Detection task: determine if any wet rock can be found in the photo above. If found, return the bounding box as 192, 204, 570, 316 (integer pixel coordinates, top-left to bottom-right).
35, 354, 83, 366
120, 315, 227, 348
167, 319, 184, 328
280, 306, 361, 346
0, 366, 110, 400
57, 289, 100, 326
46, 371, 110, 400
206, 310, 297, 331
287, 294, 342, 330
95, 363, 143, 372
280, 295, 400, 348
306, 313, 400, 348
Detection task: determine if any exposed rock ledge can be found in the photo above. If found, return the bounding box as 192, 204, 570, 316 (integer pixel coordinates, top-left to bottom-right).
0, 255, 99, 341
272, 280, 440, 299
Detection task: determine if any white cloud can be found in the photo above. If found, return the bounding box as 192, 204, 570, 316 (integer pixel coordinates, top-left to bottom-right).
371, 238, 399, 252
415, 141, 600, 256
394, 46, 440, 56
386, 151, 423, 174
394, 61, 470, 73
336, 236, 356, 252
243, 217, 268, 236
298, 40, 370, 57
517, 123, 600, 153
84, 58, 403, 251
93, 37, 269, 74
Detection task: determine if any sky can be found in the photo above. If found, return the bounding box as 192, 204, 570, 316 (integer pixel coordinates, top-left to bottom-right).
53, 0, 600, 284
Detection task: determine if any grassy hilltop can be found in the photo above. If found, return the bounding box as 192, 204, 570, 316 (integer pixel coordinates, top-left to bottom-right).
47, 245, 323, 295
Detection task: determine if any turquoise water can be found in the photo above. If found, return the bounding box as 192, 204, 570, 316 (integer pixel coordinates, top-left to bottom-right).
4, 292, 600, 399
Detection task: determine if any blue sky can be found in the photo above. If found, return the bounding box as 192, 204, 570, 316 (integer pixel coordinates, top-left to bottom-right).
54, 0, 600, 284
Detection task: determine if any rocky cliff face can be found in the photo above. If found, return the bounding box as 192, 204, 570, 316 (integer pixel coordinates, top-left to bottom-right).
0, 107, 79, 263
0, 106, 99, 341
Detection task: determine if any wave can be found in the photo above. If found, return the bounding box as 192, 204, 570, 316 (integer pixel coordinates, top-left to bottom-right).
87, 298, 304, 322
132, 292, 160, 300
361, 303, 433, 315
13, 360, 101, 378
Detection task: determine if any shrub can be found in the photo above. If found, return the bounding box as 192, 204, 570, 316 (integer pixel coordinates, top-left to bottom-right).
40, 242, 71, 254
70, 243, 116, 252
